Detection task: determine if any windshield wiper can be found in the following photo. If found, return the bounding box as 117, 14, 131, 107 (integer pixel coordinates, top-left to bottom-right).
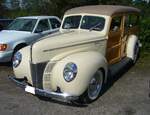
89, 22, 102, 32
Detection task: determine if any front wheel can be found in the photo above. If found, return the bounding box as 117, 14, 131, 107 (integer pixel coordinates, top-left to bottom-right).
79, 70, 104, 103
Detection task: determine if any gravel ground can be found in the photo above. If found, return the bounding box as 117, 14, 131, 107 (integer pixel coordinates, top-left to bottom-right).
0, 54, 150, 115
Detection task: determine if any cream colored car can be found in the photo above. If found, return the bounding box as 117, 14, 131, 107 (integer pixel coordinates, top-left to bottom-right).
9, 5, 141, 103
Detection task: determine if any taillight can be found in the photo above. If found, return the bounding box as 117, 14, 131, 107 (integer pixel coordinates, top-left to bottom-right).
0, 44, 7, 51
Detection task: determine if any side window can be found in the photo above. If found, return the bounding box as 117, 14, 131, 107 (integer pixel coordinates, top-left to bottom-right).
35, 19, 50, 33
129, 15, 139, 27
110, 16, 122, 31
125, 15, 130, 28
125, 15, 139, 28
49, 18, 61, 29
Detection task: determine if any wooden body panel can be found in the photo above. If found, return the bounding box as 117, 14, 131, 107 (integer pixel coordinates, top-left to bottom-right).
106, 30, 122, 64
106, 13, 139, 65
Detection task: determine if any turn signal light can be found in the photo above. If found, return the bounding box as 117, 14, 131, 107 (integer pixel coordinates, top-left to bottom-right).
0, 44, 7, 51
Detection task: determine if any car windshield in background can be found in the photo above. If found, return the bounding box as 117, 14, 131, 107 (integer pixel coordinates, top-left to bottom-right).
81, 16, 105, 31
6, 19, 37, 32
62, 15, 81, 29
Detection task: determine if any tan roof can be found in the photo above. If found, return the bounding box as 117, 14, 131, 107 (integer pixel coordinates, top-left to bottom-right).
65, 5, 140, 16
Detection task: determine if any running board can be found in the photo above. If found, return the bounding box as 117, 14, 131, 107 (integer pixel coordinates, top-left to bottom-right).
108, 57, 132, 77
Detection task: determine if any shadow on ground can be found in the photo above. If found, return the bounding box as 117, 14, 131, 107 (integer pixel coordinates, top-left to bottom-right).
102, 61, 133, 96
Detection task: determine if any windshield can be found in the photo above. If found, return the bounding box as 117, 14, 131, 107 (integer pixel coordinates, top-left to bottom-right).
81, 16, 105, 31
6, 19, 37, 32
62, 15, 81, 29
62, 15, 105, 31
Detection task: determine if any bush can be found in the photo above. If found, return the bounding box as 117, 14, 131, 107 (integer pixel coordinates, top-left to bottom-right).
140, 17, 150, 51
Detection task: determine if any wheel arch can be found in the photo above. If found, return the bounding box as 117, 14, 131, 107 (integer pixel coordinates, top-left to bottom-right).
13, 42, 28, 52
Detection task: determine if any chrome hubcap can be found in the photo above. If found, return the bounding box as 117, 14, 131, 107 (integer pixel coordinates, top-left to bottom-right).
88, 71, 103, 100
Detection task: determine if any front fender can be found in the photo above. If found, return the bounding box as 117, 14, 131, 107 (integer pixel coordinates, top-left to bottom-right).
12, 40, 27, 50
43, 51, 108, 96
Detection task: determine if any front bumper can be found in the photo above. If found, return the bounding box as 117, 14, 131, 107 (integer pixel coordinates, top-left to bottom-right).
0, 50, 13, 62
9, 76, 78, 102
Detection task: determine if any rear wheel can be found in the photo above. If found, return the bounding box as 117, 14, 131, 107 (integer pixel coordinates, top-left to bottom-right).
132, 43, 139, 64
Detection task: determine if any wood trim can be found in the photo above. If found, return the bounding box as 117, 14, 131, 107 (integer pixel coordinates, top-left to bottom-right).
106, 15, 124, 64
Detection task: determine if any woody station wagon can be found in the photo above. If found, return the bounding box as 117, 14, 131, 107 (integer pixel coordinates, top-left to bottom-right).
9, 5, 141, 103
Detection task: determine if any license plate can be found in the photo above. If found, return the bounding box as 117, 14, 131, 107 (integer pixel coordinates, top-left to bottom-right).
25, 86, 35, 95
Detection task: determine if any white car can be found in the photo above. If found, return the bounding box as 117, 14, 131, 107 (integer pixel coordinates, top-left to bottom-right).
0, 16, 61, 62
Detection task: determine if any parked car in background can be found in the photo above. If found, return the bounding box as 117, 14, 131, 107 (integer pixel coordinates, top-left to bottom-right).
10, 5, 141, 104
0, 16, 61, 62
0, 19, 13, 31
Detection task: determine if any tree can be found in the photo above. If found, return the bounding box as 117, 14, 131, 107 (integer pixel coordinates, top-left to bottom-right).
19, 0, 99, 17
0, 0, 6, 17
99, 0, 132, 5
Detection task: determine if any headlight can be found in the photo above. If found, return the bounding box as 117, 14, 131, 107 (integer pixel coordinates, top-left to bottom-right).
63, 62, 77, 82
13, 52, 22, 68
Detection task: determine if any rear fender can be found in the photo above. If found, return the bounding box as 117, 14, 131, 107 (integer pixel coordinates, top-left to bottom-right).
126, 35, 139, 60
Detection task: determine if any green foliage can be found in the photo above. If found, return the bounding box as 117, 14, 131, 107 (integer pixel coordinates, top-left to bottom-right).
132, 1, 150, 51
3, 0, 100, 18
0, 0, 6, 17
99, 0, 132, 5
139, 17, 150, 51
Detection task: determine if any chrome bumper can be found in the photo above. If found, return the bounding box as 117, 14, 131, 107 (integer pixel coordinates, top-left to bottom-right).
0, 50, 13, 62
9, 76, 78, 102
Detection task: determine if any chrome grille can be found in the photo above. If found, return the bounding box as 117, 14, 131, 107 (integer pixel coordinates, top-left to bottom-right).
43, 61, 56, 91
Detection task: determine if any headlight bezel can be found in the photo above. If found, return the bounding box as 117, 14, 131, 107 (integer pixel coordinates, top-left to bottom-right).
13, 51, 22, 68
63, 62, 78, 82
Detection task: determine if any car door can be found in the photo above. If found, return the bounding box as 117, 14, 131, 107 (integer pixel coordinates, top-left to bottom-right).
49, 18, 61, 33
106, 16, 123, 64
34, 19, 52, 38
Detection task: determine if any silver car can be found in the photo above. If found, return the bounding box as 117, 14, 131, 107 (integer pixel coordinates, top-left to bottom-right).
0, 16, 61, 62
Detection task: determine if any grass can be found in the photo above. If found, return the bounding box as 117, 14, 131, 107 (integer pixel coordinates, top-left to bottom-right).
136, 50, 150, 68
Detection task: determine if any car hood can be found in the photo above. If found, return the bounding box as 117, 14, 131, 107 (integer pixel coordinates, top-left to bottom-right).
0, 30, 31, 43
31, 30, 107, 63
34, 30, 106, 49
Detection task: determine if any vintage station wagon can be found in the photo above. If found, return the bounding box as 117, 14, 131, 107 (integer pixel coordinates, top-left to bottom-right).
10, 5, 141, 103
